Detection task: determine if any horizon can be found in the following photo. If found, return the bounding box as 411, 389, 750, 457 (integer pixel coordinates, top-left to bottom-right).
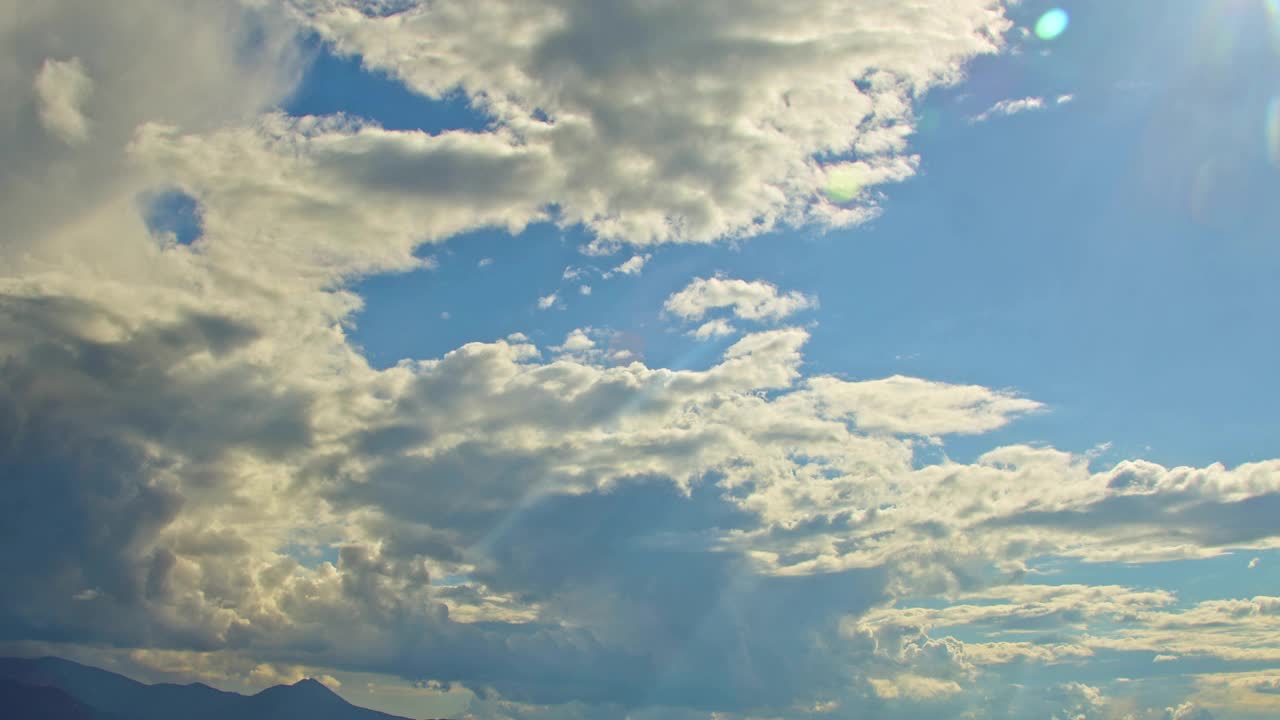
2, 1, 1279, 719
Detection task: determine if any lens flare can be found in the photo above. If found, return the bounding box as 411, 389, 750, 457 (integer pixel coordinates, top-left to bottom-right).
1268, 0, 1280, 48
1035, 8, 1070, 41
823, 164, 863, 204
1267, 97, 1280, 167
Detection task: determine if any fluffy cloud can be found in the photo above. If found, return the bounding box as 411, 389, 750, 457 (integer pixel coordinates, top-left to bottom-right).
1166, 703, 1215, 720
604, 254, 650, 278
0, 1, 301, 266
665, 276, 817, 323
130, 115, 554, 283
286, 0, 1011, 248
1050, 682, 1108, 720
3, 257, 1277, 713
690, 318, 737, 340
857, 581, 1280, 695
801, 374, 1042, 436
33, 57, 93, 143
3, 2, 1280, 719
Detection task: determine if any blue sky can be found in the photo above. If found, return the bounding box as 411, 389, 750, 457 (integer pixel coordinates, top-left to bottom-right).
3, 1, 1280, 719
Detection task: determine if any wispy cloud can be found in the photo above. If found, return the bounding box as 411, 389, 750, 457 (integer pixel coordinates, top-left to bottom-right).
972, 93, 1073, 123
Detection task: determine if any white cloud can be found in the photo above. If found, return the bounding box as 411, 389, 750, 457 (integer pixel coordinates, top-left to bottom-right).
579, 284, 592, 295
868, 674, 963, 700
555, 328, 595, 354
604, 254, 650, 279
288, 0, 1013, 246
1049, 682, 1108, 720
802, 374, 1042, 436
130, 115, 553, 283
690, 318, 737, 340
972, 95, 1047, 123
0, 1, 301, 269
3, 3, 1280, 719
34, 57, 93, 144
478, 257, 494, 268
665, 276, 816, 324
1166, 702, 1216, 720
858, 584, 1280, 686
1190, 672, 1280, 716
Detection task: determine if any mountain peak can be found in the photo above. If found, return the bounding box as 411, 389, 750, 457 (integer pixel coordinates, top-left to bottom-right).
253, 675, 349, 709
290, 677, 337, 694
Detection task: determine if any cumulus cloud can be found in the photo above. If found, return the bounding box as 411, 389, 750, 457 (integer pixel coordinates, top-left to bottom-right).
286, 0, 1012, 247
2, 3, 1279, 720
1166, 702, 1215, 720
33, 57, 93, 143
690, 318, 737, 340
802, 375, 1042, 436
604, 254, 650, 278
665, 276, 817, 324
3, 271, 1278, 715
556, 328, 595, 353
1049, 682, 1108, 720
858, 583, 1280, 688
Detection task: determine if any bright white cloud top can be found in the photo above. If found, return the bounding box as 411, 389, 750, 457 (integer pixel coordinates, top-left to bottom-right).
1, 1, 1278, 720
665, 276, 817, 323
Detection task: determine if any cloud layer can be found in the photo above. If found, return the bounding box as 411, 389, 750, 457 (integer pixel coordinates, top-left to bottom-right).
1, 2, 1277, 719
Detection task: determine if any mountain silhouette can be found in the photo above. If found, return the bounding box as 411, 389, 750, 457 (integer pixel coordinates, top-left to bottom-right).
0, 676, 123, 720
0, 656, 432, 720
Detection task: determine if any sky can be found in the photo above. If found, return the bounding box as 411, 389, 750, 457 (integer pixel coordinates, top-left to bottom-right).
1, 1, 1278, 719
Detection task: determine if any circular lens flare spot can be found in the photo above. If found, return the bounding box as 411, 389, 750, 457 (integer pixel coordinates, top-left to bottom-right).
823, 165, 864, 204
1035, 8, 1070, 41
